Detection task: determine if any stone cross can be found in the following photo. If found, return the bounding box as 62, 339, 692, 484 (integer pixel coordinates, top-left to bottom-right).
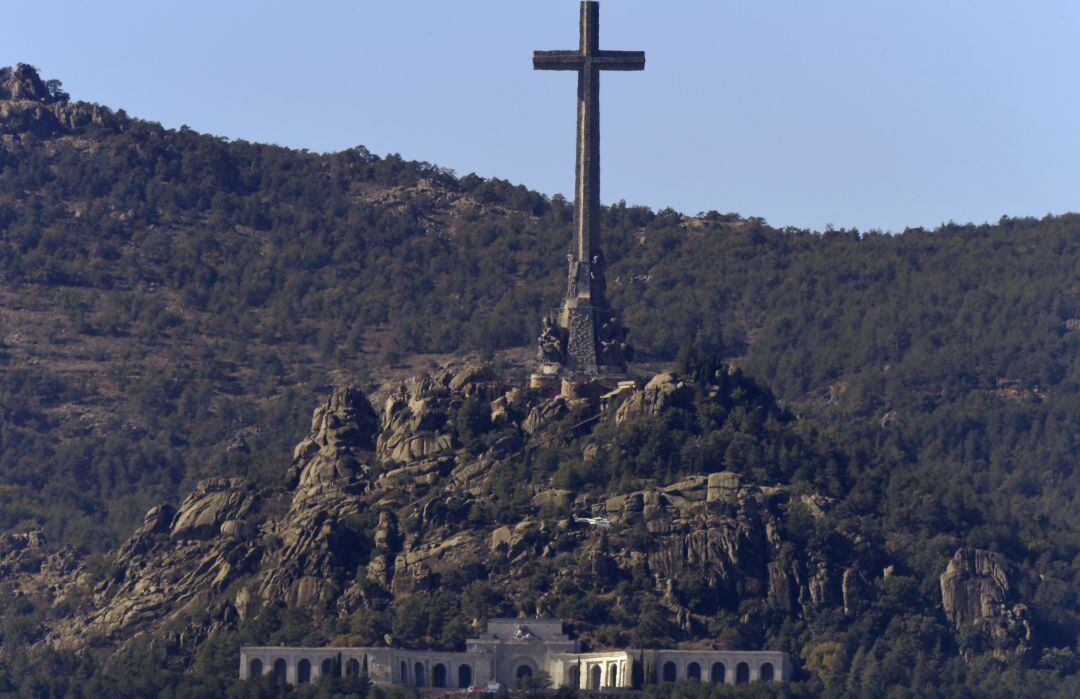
534, 1, 643, 374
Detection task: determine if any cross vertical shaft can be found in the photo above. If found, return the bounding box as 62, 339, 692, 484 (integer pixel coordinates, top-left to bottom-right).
576, 1, 600, 268
534, 1, 644, 375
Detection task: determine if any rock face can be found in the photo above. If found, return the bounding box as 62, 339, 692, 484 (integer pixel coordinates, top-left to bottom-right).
170, 478, 256, 541
13, 367, 832, 651
1, 64, 126, 137
287, 386, 378, 488
614, 372, 692, 424
0, 64, 53, 101
5, 364, 1038, 670
940, 548, 1034, 659
0, 530, 47, 576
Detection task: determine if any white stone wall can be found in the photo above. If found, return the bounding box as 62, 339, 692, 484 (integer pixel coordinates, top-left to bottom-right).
239, 648, 341, 684
239, 647, 491, 688
645, 650, 790, 684
551, 651, 632, 689
239, 642, 790, 688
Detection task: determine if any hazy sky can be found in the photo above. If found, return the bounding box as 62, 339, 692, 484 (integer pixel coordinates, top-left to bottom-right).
5, 0, 1080, 232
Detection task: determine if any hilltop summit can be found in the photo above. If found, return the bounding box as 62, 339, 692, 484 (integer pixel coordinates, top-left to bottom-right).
0, 63, 67, 102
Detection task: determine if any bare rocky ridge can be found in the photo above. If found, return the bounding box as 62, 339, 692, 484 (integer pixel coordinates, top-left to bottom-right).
6, 365, 1038, 665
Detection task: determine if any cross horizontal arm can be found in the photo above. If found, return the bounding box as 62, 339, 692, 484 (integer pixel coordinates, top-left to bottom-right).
533, 51, 584, 70
534, 50, 646, 72
594, 51, 646, 70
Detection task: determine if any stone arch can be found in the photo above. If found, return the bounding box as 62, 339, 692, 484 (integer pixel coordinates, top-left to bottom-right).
272, 658, 287, 683
346, 658, 361, 677
415, 662, 427, 687
607, 663, 618, 687
687, 662, 701, 681
248, 658, 263, 678
458, 664, 473, 688
710, 662, 725, 683
760, 662, 775, 681
297, 659, 312, 684
589, 665, 602, 690
321, 657, 335, 678
433, 662, 447, 688
512, 656, 538, 682
735, 662, 749, 684
400, 660, 408, 683
567, 665, 580, 688
662, 661, 677, 682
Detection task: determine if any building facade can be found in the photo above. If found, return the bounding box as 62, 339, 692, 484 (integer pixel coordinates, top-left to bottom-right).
240, 619, 791, 688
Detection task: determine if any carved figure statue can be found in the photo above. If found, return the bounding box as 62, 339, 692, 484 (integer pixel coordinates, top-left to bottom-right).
566, 254, 580, 298
589, 253, 606, 296
537, 316, 567, 364
597, 314, 632, 367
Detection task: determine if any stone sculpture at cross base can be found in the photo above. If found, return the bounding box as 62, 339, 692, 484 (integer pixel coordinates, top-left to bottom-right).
534, 0, 642, 377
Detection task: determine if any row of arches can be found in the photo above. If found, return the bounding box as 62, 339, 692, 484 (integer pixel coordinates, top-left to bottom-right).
399, 660, 474, 688
659, 660, 774, 684
566, 663, 621, 689
561, 658, 775, 689
248, 656, 368, 685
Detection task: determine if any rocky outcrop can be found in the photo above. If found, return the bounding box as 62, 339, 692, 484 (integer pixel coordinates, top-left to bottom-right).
614, 372, 692, 424
940, 548, 1034, 659
842, 566, 866, 615
0, 530, 47, 576
522, 395, 569, 435
1, 64, 125, 137
448, 364, 501, 395
287, 386, 378, 488
6, 366, 937, 664
706, 471, 744, 502
0, 64, 53, 101
379, 376, 453, 462
170, 478, 256, 541
251, 482, 366, 613
768, 560, 797, 613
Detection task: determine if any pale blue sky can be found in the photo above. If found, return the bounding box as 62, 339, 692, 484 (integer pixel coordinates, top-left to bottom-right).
4, 0, 1079, 232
